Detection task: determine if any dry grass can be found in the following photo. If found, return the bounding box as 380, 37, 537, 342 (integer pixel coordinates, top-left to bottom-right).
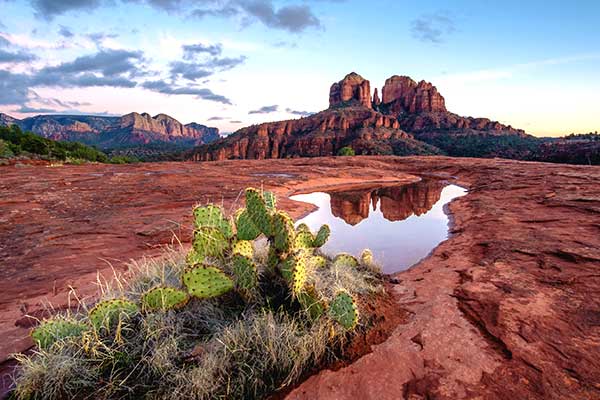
13, 245, 384, 400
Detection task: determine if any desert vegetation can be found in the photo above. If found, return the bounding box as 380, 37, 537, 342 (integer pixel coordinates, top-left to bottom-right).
13, 188, 384, 399
0, 125, 139, 164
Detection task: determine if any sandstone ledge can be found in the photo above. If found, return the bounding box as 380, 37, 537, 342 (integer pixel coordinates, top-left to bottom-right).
1, 157, 599, 399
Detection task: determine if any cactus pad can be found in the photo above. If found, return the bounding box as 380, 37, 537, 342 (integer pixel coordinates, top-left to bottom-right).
333, 253, 359, 268
232, 254, 258, 291
308, 255, 327, 269
313, 224, 330, 248
296, 223, 311, 233
263, 191, 277, 211
273, 211, 295, 252
280, 254, 307, 294
193, 204, 233, 239
294, 231, 315, 249
232, 240, 254, 259
297, 287, 325, 321
141, 287, 189, 312
360, 249, 374, 265
31, 319, 88, 349
89, 299, 139, 332
235, 209, 261, 241
245, 188, 273, 236
192, 227, 230, 260
329, 291, 359, 329
183, 265, 234, 299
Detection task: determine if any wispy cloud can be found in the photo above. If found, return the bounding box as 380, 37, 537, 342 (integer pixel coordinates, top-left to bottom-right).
410, 11, 456, 44
249, 104, 278, 114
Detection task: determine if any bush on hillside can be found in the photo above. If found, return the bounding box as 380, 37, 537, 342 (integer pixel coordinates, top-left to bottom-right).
337, 146, 356, 156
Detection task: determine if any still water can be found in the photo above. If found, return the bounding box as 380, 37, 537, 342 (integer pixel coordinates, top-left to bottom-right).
290, 180, 467, 273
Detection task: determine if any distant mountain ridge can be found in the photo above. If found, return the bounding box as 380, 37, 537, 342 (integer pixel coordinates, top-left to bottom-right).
0, 112, 220, 149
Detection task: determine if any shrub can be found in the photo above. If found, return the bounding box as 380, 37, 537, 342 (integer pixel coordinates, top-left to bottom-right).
14, 188, 384, 399
337, 146, 355, 156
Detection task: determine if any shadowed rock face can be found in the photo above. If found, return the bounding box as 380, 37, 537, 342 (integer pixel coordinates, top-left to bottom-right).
329, 72, 372, 109
191, 107, 411, 161
0, 112, 220, 149
329, 180, 445, 225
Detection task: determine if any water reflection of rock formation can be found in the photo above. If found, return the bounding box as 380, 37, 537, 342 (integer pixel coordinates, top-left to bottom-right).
329, 180, 445, 225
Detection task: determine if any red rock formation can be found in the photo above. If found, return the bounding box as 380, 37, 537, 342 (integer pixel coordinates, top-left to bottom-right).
372, 88, 381, 108
381, 75, 446, 114
329, 72, 372, 109
191, 107, 412, 161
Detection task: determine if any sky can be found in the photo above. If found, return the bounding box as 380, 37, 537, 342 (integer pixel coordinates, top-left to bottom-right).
0, 0, 598, 136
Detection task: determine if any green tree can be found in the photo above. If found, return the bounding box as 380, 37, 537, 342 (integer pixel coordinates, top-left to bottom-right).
337, 146, 355, 156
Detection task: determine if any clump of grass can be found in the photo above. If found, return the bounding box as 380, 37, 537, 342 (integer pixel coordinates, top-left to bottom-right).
13, 189, 386, 400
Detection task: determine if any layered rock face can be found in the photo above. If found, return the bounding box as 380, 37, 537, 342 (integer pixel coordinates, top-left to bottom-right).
192, 107, 409, 161
381, 75, 446, 114
190, 71, 531, 161
329, 72, 372, 109
0, 112, 219, 149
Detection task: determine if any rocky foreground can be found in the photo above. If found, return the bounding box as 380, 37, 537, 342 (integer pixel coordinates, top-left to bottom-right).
1, 156, 599, 399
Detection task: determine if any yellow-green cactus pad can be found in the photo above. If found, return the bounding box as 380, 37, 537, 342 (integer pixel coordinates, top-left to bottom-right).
313, 224, 330, 248
329, 291, 358, 329
296, 223, 311, 233
193, 204, 233, 239
245, 188, 273, 236
273, 211, 295, 252
141, 287, 189, 312
333, 253, 359, 268
263, 191, 277, 211
235, 208, 261, 241
294, 231, 315, 249
89, 299, 139, 332
183, 265, 234, 299
232, 254, 258, 291
280, 254, 307, 295
192, 227, 230, 260
232, 240, 254, 259
308, 255, 327, 269
31, 318, 88, 349
297, 287, 325, 321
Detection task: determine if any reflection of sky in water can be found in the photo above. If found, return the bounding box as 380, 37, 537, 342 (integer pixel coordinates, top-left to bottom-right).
291, 184, 466, 274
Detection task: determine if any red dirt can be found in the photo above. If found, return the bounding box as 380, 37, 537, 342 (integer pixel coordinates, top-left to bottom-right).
1, 156, 600, 399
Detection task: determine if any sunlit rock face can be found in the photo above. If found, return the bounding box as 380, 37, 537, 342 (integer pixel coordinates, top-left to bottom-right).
328, 180, 445, 225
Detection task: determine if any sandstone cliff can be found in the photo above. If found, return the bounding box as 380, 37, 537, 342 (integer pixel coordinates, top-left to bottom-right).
190, 107, 429, 161
329, 72, 372, 109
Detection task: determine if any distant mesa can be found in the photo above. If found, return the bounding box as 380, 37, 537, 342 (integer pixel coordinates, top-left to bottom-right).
0, 112, 219, 150
190, 71, 525, 161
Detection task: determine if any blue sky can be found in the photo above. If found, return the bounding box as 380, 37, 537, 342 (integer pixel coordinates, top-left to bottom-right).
0, 0, 598, 136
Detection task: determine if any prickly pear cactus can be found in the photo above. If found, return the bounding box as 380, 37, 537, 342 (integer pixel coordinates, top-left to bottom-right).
295, 223, 311, 233
297, 287, 325, 321
245, 188, 273, 236
333, 253, 359, 268
232, 254, 258, 291
183, 265, 234, 299
313, 224, 330, 248
193, 204, 233, 239
31, 318, 88, 349
141, 287, 189, 312
360, 249, 374, 265
235, 209, 261, 241
280, 254, 307, 295
294, 231, 315, 249
308, 255, 327, 269
263, 191, 277, 211
272, 211, 295, 252
232, 240, 254, 259
89, 299, 139, 332
267, 245, 279, 270
329, 291, 358, 329
192, 227, 230, 260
